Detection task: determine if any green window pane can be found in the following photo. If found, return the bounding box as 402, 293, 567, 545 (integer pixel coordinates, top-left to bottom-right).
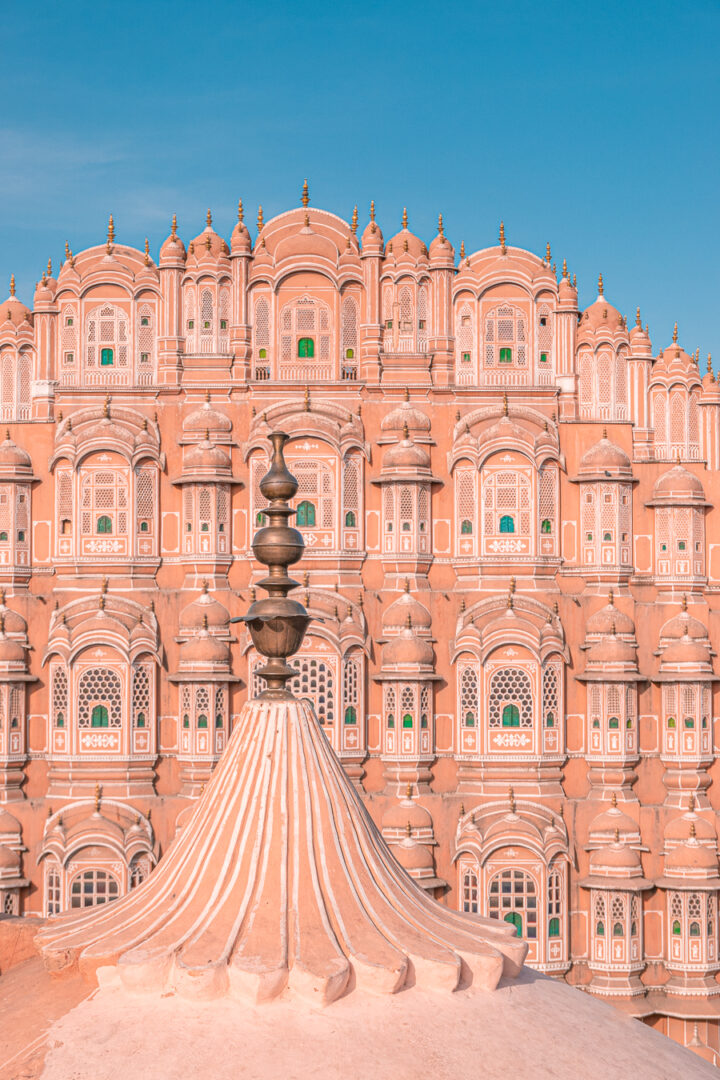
387, 713, 395, 729
91, 705, 109, 728
297, 501, 316, 527
100, 348, 114, 366
502, 704, 520, 728
298, 337, 314, 358
97, 515, 112, 534
402, 714, 413, 729
672, 920, 681, 935
597, 921, 605, 936
499, 347, 512, 363
609, 717, 619, 729
345, 511, 356, 527
344, 706, 357, 726
549, 917, 560, 937
216, 714, 223, 728
499, 515, 515, 534
136, 712, 145, 728
197, 714, 208, 729
505, 911, 522, 934
461, 519, 473, 535
345, 348, 354, 359
540, 352, 548, 363
541, 519, 551, 534
546, 712, 554, 728
464, 711, 475, 728
613, 922, 624, 937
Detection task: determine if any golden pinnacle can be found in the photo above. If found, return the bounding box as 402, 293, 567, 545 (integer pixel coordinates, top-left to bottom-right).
301, 178, 309, 208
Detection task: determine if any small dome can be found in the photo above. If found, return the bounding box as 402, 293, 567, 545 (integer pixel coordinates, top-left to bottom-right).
381, 401, 431, 435
558, 275, 577, 305
586, 600, 635, 637
382, 625, 434, 668
180, 587, 231, 632
662, 639, 712, 665
579, 436, 631, 473
589, 844, 641, 873
382, 798, 433, 832
578, 280, 627, 335
1, 291, 32, 327
589, 803, 638, 838
183, 399, 233, 437
180, 632, 230, 665
188, 213, 228, 261
0, 635, 26, 664
394, 839, 434, 873
159, 223, 186, 264
661, 609, 709, 641
360, 213, 384, 254
231, 203, 252, 255
385, 219, 426, 261
585, 636, 636, 666
0, 845, 20, 872
665, 812, 716, 843
382, 587, 432, 633
0, 601, 27, 636
428, 220, 455, 265
0, 432, 32, 473
183, 438, 231, 472
383, 436, 430, 470
652, 465, 706, 502
0, 808, 20, 838
666, 841, 718, 872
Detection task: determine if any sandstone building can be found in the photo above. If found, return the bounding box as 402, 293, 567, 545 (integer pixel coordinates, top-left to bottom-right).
0, 188, 719, 1064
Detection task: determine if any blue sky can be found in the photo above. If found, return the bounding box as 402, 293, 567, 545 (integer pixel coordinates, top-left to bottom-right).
2, 0, 718, 363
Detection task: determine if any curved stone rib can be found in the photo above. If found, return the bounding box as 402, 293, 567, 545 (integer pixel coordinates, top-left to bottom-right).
37, 698, 527, 1001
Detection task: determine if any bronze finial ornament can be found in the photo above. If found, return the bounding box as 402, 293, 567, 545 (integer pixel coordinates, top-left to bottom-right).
231, 432, 310, 697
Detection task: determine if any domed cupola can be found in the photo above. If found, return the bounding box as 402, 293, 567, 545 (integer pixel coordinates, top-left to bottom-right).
159, 213, 187, 265
381, 616, 435, 673
0, 431, 34, 482
187, 210, 230, 269
181, 391, 233, 445
584, 591, 636, 638
650, 464, 709, 506
557, 260, 578, 305
385, 207, 426, 264
428, 214, 455, 267
179, 581, 231, 639
360, 200, 384, 255
379, 391, 432, 444
576, 432, 633, 480
230, 199, 252, 256
0, 275, 32, 329
570, 429, 635, 586
629, 307, 652, 356
578, 274, 628, 338
381, 579, 432, 637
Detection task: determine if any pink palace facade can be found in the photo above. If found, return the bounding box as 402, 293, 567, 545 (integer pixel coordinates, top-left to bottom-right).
1, 189, 720, 1062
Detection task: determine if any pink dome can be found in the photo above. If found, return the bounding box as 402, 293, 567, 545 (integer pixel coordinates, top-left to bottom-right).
394, 840, 434, 873
180, 632, 229, 665
183, 399, 233, 438
188, 212, 228, 261
586, 636, 636, 665
381, 401, 431, 435
652, 465, 706, 502
360, 214, 384, 254
382, 588, 432, 633
0, 635, 26, 663
428, 219, 455, 265
665, 813, 716, 843
666, 841, 718, 872
180, 588, 230, 633
661, 610, 709, 641
382, 800, 433, 832
558, 276, 577, 304
662, 639, 711, 665
231, 203, 252, 255
0, 845, 20, 872
0, 433, 31, 471
579, 436, 631, 473
1, 294, 32, 327
383, 437, 430, 470
578, 278, 627, 334
0, 808, 20, 838
586, 601, 635, 637
589, 844, 641, 872
589, 804, 638, 838
385, 209, 426, 261
383, 626, 434, 668
183, 439, 231, 472
159, 222, 187, 264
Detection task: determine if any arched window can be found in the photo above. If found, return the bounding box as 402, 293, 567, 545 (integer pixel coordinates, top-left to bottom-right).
344, 706, 357, 726
298, 337, 314, 358
541, 519, 551, 534
690, 922, 701, 937
502, 704, 520, 728
597, 921, 605, 936
85, 304, 129, 372
462, 869, 478, 913
197, 714, 208, 729
499, 515, 515, 534
461, 519, 473, 534
673, 920, 682, 935
69, 869, 120, 909
402, 713, 413, 729
345, 511, 356, 527
613, 922, 624, 937
488, 868, 537, 938
549, 917, 560, 937
97, 515, 112, 534
483, 305, 527, 368
296, 500, 316, 527
78, 668, 122, 729
488, 668, 533, 729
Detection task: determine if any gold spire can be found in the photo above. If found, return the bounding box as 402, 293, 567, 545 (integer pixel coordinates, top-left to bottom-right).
438, 213, 444, 237
103, 393, 110, 419
597, 272, 604, 296
206, 209, 212, 228
614, 827, 620, 844
690, 822, 697, 839
572, 273, 577, 288
708, 352, 713, 375
144, 238, 150, 266
171, 212, 178, 236
351, 205, 358, 234
608, 588, 614, 606
9, 274, 15, 297
107, 213, 115, 244
301, 178, 309, 208
508, 786, 516, 814
545, 242, 551, 263
304, 212, 310, 228
682, 593, 688, 612
611, 792, 617, 808
304, 385, 310, 412
65, 240, 71, 261
47, 257, 52, 276
602, 426, 607, 438
672, 321, 678, 344
405, 821, 412, 838
499, 220, 506, 254
95, 782, 101, 812
502, 392, 509, 416
402, 420, 409, 440
238, 198, 244, 224
460, 240, 466, 259
403, 238, 408, 252
404, 577, 410, 593
257, 205, 264, 231
562, 257, 568, 279
205, 234, 212, 251
509, 575, 516, 594
689, 792, 696, 812
402, 207, 408, 229
370, 199, 375, 222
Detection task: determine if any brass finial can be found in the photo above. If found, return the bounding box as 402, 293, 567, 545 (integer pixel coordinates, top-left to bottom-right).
689, 792, 696, 812
237, 198, 244, 224
206, 209, 212, 228
614, 828, 620, 844
144, 238, 150, 266
402, 420, 409, 440
406, 782, 412, 799
635, 306, 642, 328
107, 213, 115, 244
230, 433, 310, 697
9, 274, 15, 297
351, 205, 358, 234
402, 207, 408, 229
503, 392, 509, 417
597, 272, 604, 296
94, 782, 101, 812
545, 242, 551, 263
690, 822, 697, 839
608, 589, 614, 606
304, 385, 310, 412
171, 212, 178, 235
405, 821, 412, 838
460, 598, 466, 612
301, 179, 309, 208
404, 385, 410, 402
370, 199, 376, 222
257, 205, 264, 231
47, 257, 53, 277
404, 577, 410, 593
672, 321, 678, 344
499, 220, 506, 254
682, 593, 688, 612
508, 786, 516, 814
460, 240, 466, 259
304, 213, 310, 229
438, 213, 444, 237
103, 394, 110, 419
562, 257, 568, 279
611, 792, 617, 808
708, 352, 713, 375
65, 240, 71, 261
205, 234, 212, 251
459, 803, 465, 817
572, 273, 577, 288
41, 269, 47, 286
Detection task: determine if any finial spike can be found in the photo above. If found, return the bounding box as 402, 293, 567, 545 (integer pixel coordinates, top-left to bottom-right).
672, 321, 678, 344
144, 237, 150, 266
370, 199, 375, 222
503, 392, 509, 417
107, 213, 115, 244
597, 272, 604, 296
206, 209, 212, 227
351, 205, 358, 234
301, 179, 309, 208
238, 198, 244, 224
562, 257, 568, 279
171, 212, 178, 235
499, 220, 506, 254
635, 306, 642, 327
257, 205, 264, 231
545, 242, 551, 262
402, 207, 408, 229
460, 240, 466, 259
9, 274, 15, 297
438, 213, 444, 237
